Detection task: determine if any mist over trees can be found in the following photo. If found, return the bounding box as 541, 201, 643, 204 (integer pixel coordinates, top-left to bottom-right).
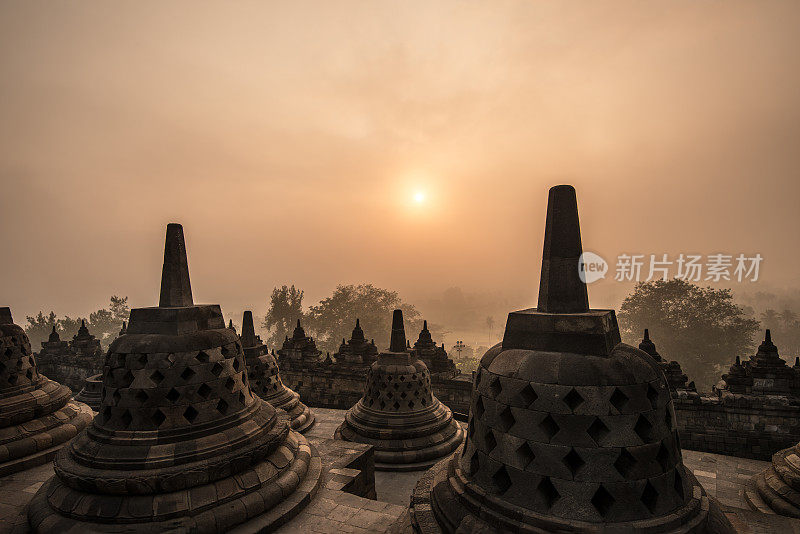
24, 296, 130, 350
262, 284, 434, 354
617, 279, 760, 390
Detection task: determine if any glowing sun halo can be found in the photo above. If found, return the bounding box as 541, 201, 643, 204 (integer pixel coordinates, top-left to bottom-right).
413, 191, 426, 204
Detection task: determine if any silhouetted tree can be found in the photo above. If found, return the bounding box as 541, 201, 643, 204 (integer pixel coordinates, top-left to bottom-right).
24, 296, 130, 351
262, 285, 305, 349
761, 309, 780, 328
305, 284, 422, 353
618, 279, 759, 391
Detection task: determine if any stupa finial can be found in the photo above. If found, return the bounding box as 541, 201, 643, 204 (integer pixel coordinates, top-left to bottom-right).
241, 311, 257, 347
158, 223, 193, 307
389, 309, 406, 352
537, 185, 589, 313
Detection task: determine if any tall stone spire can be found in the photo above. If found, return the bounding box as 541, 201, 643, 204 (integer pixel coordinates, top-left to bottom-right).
537, 184, 589, 313
158, 223, 193, 307
241, 310, 258, 347
389, 309, 406, 352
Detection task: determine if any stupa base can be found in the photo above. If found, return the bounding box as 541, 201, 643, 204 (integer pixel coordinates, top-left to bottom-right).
269, 388, 315, 434
334, 418, 464, 472
747, 445, 800, 517
0, 400, 92, 478
27, 432, 324, 533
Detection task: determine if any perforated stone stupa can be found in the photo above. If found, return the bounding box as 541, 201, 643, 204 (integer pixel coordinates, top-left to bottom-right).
407, 185, 732, 533
278, 319, 322, 367
639, 329, 697, 396
334, 319, 378, 366
0, 307, 92, 477
27, 224, 322, 532
74, 373, 102, 411
335, 309, 464, 471
241, 310, 315, 433
411, 320, 458, 380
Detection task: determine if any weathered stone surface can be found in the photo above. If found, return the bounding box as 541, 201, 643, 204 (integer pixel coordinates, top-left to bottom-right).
0, 308, 92, 478
336, 310, 465, 471
405, 185, 732, 533
241, 310, 315, 433
639, 329, 698, 396
334, 319, 379, 367
27, 224, 322, 533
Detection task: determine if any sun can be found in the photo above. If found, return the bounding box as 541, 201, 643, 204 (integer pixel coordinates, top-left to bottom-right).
413, 191, 426, 204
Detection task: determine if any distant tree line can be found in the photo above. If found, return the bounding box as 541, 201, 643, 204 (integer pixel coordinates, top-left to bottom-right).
24, 296, 129, 351
617, 279, 760, 391
262, 284, 445, 354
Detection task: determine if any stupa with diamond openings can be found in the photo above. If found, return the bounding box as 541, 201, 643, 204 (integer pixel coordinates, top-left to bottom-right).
0, 308, 92, 477
406, 185, 733, 533
335, 309, 464, 471
241, 310, 315, 433
27, 223, 322, 533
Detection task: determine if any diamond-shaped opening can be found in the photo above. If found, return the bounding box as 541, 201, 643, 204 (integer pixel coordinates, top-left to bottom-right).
238, 392, 246, 405
122, 370, 134, 387
216, 399, 229, 415
408, 400, 415, 409
183, 406, 199, 423
232, 358, 240, 371
196, 351, 210, 363
151, 369, 165, 384
516, 442, 535, 469
468, 450, 480, 475
484, 430, 497, 453
387, 390, 394, 399
656, 442, 671, 472
587, 417, 610, 446
137, 354, 148, 366
475, 396, 485, 419
393, 401, 400, 410
517, 383, 538, 407
166, 388, 180, 403
673, 469, 685, 499
468, 418, 475, 438
121, 409, 133, 429
591, 485, 615, 518
181, 367, 196, 381
225, 377, 236, 392
646, 383, 659, 410
211, 362, 224, 377
664, 407, 673, 429
614, 448, 637, 479
4, 348, 12, 357
492, 465, 512, 494
538, 476, 560, 509
135, 390, 149, 404
641, 480, 659, 514
497, 406, 515, 432
539, 414, 560, 441
152, 409, 166, 427
25, 369, 33, 380
400, 391, 407, 399
198, 383, 212, 399
112, 389, 122, 404
634, 415, 654, 443
221, 345, 230, 357
8, 375, 18, 385
379, 400, 386, 410
400, 375, 405, 381
610, 388, 629, 412
488, 376, 502, 398
563, 388, 584, 412
563, 448, 585, 478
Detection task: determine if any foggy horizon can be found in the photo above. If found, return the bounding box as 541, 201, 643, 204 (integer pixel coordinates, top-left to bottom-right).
2, 1, 799, 332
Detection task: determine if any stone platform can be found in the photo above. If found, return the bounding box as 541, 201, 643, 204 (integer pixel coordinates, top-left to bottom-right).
3, 408, 800, 533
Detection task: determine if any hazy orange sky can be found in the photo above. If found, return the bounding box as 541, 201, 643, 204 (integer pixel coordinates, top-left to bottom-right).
1, 1, 799, 325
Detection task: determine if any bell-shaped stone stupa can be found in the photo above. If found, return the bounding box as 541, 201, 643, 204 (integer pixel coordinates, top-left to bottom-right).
746, 330, 800, 516
241, 310, 315, 433
74, 373, 103, 411
335, 309, 465, 471
407, 185, 732, 533
0, 308, 92, 477
27, 224, 322, 533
